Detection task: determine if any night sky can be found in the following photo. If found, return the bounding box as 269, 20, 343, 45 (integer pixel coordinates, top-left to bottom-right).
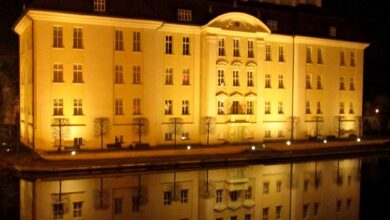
1, 0, 389, 101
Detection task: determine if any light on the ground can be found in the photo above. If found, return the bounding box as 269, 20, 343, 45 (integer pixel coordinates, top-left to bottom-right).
357, 137, 361, 142
187, 145, 191, 150
71, 150, 76, 156
251, 145, 256, 151
323, 139, 327, 144
286, 140, 291, 146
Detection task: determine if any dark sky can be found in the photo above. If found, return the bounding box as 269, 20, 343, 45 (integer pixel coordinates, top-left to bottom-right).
1, 0, 389, 100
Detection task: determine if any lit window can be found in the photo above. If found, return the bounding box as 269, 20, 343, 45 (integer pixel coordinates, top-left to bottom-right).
181, 189, 188, 204
306, 47, 312, 63
278, 74, 284, 88
182, 100, 189, 115
233, 39, 240, 57
266, 19, 278, 32
329, 26, 337, 37
93, 0, 106, 12
349, 102, 354, 114
164, 191, 172, 205
349, 78, 355, 90
133, 98, 141, 115
115, 30, 124, 51
314, 202, 320, 217
247, 71, 254, 87
278, 46, 285, 62
182, 132, 190, 140
316, 102, 322, 114
340, 77, 345, 90
216, 189, 223, 203
247, 101, 254, 115
73, 202, 82, 218
132, 196, 140, 212
218, 101, 224, 115
218, 69, 225, 86
73, 64, 83, 83
336, 199, 342, 213
317, 48, 324, 64
114, 65, 124, 84
53, 26, 63, 48
350, 51, 355, 66
263, 207, 269, 220
266, 45, 272, 61
278, 102, 283, 114
53, 203, 64, 220
177, 9, 192, 22
230, 191, 238, 202
115, 99, 124, 115
303, 204, 309, 219
265, 74, 271, 88
276, 206, 282, 220
114, 198, 123, 214
182, 37, 190, 55
265, 130, 271, 138
340, 50, 345, 66
248, 40, 254, 58
133, 66, 141, 84
276, 180, 282, 192
53, 99, 63, 115
165, 68, 173, 85
306, 74, 312, 89
73, 27, 83, 49
73, 99, 83, 115
232, 101, 240, 114
265, 101, 271, 114
165, 100, 173, 115
182, 69, 190, 85
233, 70, 240, 86
317, 75, 323, 89
263, 182, 269, 194
306, 101, 311, 114
339, 102, 345, 114
53, 63, 63, 82
165, 35, 173, 54
218, 38, 225, 56
133, 32, 141, 52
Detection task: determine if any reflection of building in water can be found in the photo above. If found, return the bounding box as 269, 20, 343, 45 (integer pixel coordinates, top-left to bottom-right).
20, 159, 360, 220
14, 0, 368, 152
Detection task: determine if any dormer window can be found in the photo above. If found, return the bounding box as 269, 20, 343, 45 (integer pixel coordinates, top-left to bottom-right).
266, 19, 278, 32
94, 0, 106, 12
329, 26, 337, 37
177, 9, 192, 22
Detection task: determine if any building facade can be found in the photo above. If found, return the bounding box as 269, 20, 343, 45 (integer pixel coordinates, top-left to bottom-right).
14, 0, 368, 151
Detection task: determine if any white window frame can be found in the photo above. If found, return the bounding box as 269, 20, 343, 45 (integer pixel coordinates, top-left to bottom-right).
53, 63, 63, 82
133, 32, 141, 52
115, 99, 124, 115
73, 99, 83, 115
115, 30, 124, 51
53, 26, 63, 48
73, 27, 83, 49
93, 0, 106, 12
73, 64, 83, 83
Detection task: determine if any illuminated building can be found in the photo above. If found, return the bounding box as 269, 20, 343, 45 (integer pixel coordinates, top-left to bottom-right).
14, 0, 368, 152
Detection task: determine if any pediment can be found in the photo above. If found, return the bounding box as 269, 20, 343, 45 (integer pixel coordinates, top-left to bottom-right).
206, 12, 271, 33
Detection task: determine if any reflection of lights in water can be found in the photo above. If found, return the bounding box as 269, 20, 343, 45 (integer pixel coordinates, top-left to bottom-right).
187, 145, 191, 150
323, 139, 327, 144
251, 145, 256, 151
71, 150, 76, 156
286, 140, 291, 146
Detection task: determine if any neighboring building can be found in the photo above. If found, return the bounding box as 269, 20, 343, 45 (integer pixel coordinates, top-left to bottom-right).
14, 0, 368, 152
20, 159, 361, 220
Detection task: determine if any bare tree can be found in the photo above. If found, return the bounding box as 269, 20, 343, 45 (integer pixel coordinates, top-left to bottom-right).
287, 116, 299, 140
200, 116, 215, 146
169, 117, 183, 147
51, 118, 69, 152
336, 116, 346, 138
94, 117, 110, 150
132, 117, 148, 145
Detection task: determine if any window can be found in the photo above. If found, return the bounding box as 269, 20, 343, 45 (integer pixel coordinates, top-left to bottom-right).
247, 71, 254, 87
181, 189, 188, 204
278, 74, 284, 88
350, 51, 355, 66
230, 191, 238, 202
216, 218, 223, 220
316, 102, 322, 114
73, 64, 83, 83
278, 130, 284, 137
265, 101, 271, 114
248, 40, 254, 58
339, 102, 345, 114
306, 74, 312, 89
115, 99, 124, 115
233, 39, 240, 57
165, 35, 173, 54
218, 69, 225, 86
263, 207, 269, 220
265, 130, 271, 138
265, 74, 271, 88
317, 75, 322, 89
232, 101, 240, 114
133, 32, 141, 52
165, 133, 173, 141
53, 203, 64, 220
276, 180, 282, 192
245, 187, 252, 200
182, 100, 189, 115
266, 19, 278, 32
164, 191, 172, 205
53, 63, 63, 82
317, 48, 323, 64
303, 204, 309, 219
278, 102, 283, 114
276, 206, 282, 220
93, 0, 106, 12
73, 99, 83, 115
314, 202, 320, 217
177, 9, 192, 22
263, 182, 269, 194
115, 30, 124, 51
132, 196, 140, 212
133, 66, 141, 84
349, 102, 354, 114
165, 100, 172, 115
339, 76, 345, 90
306, 47, 312, 63
218, 38, 225, 56
114, 65, 124, 84
133, 98, 141, 115
73, 201, 82, 218
278, 46, 285, 62
247, 101, 254, 115
346, 198, 352, 211
266, 45, 272, 61
233, 70, 240, 86
348, 175, 352, 186
231, 216, 237, 220
72, 27, 83, 49
216, 189, 223, 203
305, 101, 311, 114
114, 198, 123, 214
165, 68, 173, 85
329, 26, 337, 37
53, 26, 63, 48
218, 101, 224, 115
115, 136, 123, 144
182, 69, 190, 85
349, 78, 355, 90
74, 137, 82, 146
304, 179, 309, 192
182, 37, 190, 55
340, 50, 345, 66
245, 214, 252, 220
336, 199, 342, 213
53, 99, 63, 115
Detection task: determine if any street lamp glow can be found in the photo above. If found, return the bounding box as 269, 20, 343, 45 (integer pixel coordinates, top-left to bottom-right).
251, 145, 256, 151
357, 137, 361, 142
286, 140, 291, 146
71, 150, 76, 156
187, 145, 191, 150
323, 139, 327, 144
375, 108, 380, 114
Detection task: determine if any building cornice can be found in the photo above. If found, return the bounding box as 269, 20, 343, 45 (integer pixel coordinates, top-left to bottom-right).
14, 15, 32, 35
294, 36, 369, 49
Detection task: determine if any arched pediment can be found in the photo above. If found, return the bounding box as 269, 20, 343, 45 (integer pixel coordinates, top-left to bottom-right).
231, 61, 244, 67
246, 61, 257, 67
230, 91, 243, 97
216, 59, 229, 66
206, 12, 271, 34
216, 91, 229, 97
